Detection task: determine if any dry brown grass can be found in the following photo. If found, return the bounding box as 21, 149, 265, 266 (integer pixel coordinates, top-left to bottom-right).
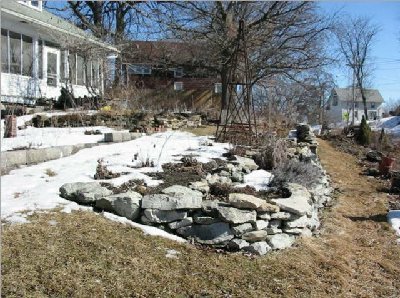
183, 125, 217, 136
2, 139, 400, 297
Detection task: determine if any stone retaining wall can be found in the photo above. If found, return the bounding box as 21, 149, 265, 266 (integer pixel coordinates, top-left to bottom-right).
58, 124, 333, 256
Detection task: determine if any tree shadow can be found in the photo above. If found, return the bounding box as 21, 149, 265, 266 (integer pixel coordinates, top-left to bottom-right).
346, 214, 388, 223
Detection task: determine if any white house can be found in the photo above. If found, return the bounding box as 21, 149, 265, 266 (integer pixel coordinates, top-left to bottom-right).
1, 1, 118, 106
326, 87, 384, 123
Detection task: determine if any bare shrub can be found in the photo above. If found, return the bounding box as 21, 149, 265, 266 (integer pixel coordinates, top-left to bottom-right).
255, 136, 288, 170
94, 159, 121, 180
271, 159, 322, 189
180, 156, 198, 167
45, 169, 57, 177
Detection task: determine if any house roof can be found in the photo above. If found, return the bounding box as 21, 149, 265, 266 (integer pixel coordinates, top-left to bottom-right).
121, 40, 206, 66
1, 1, 118, 52
333, 87, 384, 103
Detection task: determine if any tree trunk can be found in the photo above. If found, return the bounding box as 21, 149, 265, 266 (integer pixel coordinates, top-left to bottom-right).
361, 90, 368, 120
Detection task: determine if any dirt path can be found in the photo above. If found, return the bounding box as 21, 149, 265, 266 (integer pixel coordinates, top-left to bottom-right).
316, 139, 400, 297
2, 139, 400, 297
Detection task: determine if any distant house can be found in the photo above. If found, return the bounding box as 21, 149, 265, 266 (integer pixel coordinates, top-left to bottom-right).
120, 40, 221, 111
326, 87, 384, 123
1, 1, 118, 106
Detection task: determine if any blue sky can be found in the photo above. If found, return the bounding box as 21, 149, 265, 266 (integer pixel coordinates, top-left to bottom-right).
319, 1, 400, 104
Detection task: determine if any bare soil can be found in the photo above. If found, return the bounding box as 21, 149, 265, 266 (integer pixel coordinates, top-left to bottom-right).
2, 139, 400, 297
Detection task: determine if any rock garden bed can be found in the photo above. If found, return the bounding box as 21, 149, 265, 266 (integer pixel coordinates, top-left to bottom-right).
58, 124, 333, 256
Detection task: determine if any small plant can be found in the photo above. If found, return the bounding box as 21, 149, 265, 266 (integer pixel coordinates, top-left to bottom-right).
180, 156, 198, 167
255, 136, 288, 170
94, 159, 120, 180
356, 116, 371, 145
271, 159, 322, 189
45, 168, 57, 177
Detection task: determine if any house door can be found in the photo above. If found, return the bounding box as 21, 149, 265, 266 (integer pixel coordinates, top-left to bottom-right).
44, 47, 60, 87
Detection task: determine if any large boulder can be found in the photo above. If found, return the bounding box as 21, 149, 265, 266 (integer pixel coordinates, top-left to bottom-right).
267, 234, 295, 250
366, 150, 383, 162
243, 241, 271, 255
143, 209, 187, 223
95, 191, 142, 220
271, 183, 312, 216
60, 182, 112, 204
142, 193, 201, 210
177, 222, 234, 245
217, 206, 256, 224
228, 193, 264, 209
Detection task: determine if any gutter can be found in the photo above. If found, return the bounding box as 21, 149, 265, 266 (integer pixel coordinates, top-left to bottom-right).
1, 8, 119, 53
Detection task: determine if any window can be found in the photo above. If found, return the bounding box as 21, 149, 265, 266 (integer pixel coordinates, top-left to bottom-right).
371, 102, 376, 109
22, 35, 33, 76
128, 64, 151, 75
174, 82, 183, 91
19, 1, 43, 10
354, 110, 358, 120
1, 29, 8, 73
60, 51, 67, 82
354, 102, 358, 108
68, 53, 76, 84
92, 60, 100, 88
47, 51, 57, 86
332, 94, 338, 106
9, 31, 22, 74
214, 83, 222, 94
76, 55, 85, 85
174, 67, 183, 78
38, 40, 43, 79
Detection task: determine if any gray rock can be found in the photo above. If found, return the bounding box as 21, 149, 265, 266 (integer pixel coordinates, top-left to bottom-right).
143, 209, 187, 223
217, 206, 256, 224
257, 201, 280, 213
95, 191, 142, 220
142, 193, 201, 210
177, 222, 234, 245
206, 173, 232, 185
232, 223, 254, 236
231, 171, 243, 183
162, 185, 203, 201
285, 215, 310, 228
228, 193, 264, 209
168, 217, 194, 229
283, 227, 311, 236
269, 219, 282, 228
254, 220, 269, 230
267, 234, 295, 250
270, 212, 292, 220
189, 180, 210, 194
243, 241, 271, 255
266, 227, 282, 234
235, 156, 258, 171
219, 170, 230, 177
257, 212, 271, 220
60, 182, 112, 204
366, 150, 383, 162
228, 238, 250, 250
241, 230, 268, 242
271, 183, 312, 216
193, 214, 219, 225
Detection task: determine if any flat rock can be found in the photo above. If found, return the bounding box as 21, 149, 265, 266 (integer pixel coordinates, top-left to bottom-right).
142, 193, 201, 210
228, 239, 250, 251
257, 201, 279, 213
162, 184, 203, 201
60, 182, 112, 204
270, 212, 292, 220
243, 241, 271, 255
144, 209, 187, 223
95, 191, 142, 220
235, 156, 258, 171
271, 183, 312, 215
177, 222, 234, 245
267, 234, 295, 250
168, 217, 194, 229
241, 230, 268, 242
285, 215, 310, 228
193, 214, 219, 225
228, 193, 264, 209
257, 212, 271, 220
232, 223, 254, 236
217, 206, 256, 224
254, 220, 269, 230
189, 180, 210, 194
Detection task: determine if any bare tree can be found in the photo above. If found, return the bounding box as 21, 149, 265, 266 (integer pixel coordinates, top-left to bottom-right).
334, 16, 380, 120
155, 1, 332, 106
